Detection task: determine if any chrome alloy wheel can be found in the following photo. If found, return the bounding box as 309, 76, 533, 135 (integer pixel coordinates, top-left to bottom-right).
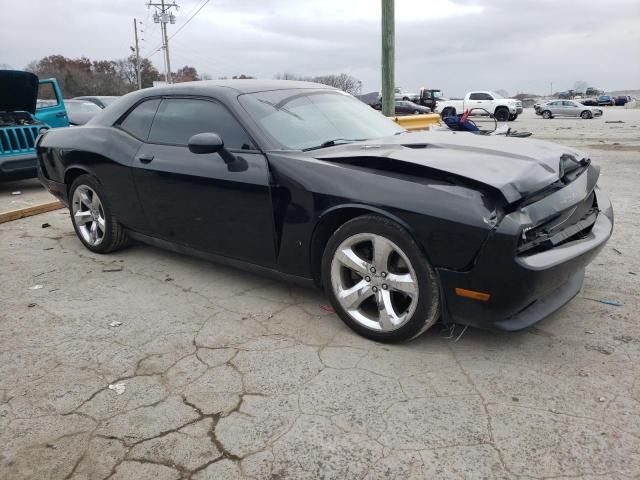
330, 233, 419, 332
72, 185, 106, 247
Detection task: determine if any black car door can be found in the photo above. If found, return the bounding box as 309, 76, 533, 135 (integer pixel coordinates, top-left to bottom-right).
132, 96, 277, 267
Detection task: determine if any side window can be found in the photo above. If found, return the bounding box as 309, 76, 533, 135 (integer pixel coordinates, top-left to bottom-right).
37, 82, 59, 107
469, 93, 493, 101
118, 99, 161, 140
148, 98, 255, 150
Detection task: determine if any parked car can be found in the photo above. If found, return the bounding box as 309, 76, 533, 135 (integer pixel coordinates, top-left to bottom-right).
597, 95, 615, 106
580, 97, 598, 106
437, 91, 523, 122
615, 96, 632, 106
394, 100, 431, 115
394, 87, 419, 102
37, 80, 613, 342
64, 99, 103, 125
1, 70, 68, 181
72, 95, 119, 109
536, 100, 603, 119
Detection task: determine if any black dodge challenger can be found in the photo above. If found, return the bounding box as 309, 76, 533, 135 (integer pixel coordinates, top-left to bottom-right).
37, 80, 613, 342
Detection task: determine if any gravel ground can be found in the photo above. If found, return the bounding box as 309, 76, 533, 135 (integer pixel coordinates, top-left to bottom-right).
1, 107, 639, 479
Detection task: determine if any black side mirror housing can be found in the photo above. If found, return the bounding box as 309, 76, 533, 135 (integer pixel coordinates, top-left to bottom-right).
188, 132, 237, 165
188, 132, 223, 154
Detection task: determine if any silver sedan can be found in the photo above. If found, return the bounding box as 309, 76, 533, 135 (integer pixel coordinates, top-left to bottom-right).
536, 100, 603, 119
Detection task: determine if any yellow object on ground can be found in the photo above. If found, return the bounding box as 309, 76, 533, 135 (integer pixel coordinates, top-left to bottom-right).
392, 114, 441, 131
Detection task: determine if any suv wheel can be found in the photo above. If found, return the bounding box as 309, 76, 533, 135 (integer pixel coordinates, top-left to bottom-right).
322, 215, 440, 342
69, 174, 129, 253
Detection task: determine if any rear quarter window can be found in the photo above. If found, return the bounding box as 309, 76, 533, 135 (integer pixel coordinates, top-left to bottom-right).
118, 99, 161, 140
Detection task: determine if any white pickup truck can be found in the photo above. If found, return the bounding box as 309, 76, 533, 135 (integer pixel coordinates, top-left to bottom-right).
436, 91, 523, 122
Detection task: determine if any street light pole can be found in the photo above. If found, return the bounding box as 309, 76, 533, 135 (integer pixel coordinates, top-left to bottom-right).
381, 0, 395, 116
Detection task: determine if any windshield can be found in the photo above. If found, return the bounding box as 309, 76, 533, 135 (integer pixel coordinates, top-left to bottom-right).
489, 91, 504, 99
239, 89, 404, 150
66, 101, 102, 114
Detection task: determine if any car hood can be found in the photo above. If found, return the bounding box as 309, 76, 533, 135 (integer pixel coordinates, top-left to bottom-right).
313, 131, 587, 204
0, 70, 39, 114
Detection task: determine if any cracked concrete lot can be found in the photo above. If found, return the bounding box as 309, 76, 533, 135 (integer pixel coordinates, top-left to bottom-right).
1, 108, 639, 479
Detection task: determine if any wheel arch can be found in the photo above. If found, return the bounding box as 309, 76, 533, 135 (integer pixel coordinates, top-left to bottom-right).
64, 164, 102, 194
309, 204, 429, 285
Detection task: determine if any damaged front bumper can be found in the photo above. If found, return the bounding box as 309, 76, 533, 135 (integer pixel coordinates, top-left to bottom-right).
437, 186, 613, 331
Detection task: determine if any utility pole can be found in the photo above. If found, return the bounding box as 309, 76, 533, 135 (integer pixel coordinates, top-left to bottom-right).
133, 18, 142, 90
381, 0, 395, 116
148, 0, 178, 84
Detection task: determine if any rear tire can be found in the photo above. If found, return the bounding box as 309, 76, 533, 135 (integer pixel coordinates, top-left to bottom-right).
581, 110, 592, 119
69, 174, 129, 254
322, 215, 440, 343
542, 110, 552, 119
494, 108, 510, 122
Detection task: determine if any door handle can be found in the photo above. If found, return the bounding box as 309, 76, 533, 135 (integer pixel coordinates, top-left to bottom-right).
136, 154, 154, 164
55, 112, 67, 117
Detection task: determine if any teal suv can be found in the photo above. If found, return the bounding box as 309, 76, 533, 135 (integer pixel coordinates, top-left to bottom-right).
1, 70, 68, 181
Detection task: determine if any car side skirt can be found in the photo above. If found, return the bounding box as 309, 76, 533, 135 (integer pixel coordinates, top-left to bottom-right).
126, 230, 316, 288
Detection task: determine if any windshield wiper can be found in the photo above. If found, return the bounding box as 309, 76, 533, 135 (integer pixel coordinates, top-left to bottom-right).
302, 138, 366, 152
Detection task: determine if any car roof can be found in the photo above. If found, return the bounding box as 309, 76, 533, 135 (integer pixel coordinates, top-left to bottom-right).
74, 95, 119, 99
88, 79, 338, 127
147, 79, 335, 95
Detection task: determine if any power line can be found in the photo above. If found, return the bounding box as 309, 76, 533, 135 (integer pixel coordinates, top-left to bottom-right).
168, 0, 210, 40
146, 0, 180, 82
141, 0, 209, 61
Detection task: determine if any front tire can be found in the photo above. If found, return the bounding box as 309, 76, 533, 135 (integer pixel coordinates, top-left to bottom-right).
69, 174, 129, 254
322, 215, 440, 342
494, 108, 510, 122
542, 110, 552, 119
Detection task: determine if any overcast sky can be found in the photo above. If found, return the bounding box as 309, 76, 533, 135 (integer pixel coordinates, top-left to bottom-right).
1, 0, 638, 96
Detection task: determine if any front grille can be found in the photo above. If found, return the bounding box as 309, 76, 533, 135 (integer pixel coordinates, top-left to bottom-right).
0, 126, 40, 155
517, 191, 597, 255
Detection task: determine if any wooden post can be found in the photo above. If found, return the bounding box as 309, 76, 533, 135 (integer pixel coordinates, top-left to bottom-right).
133, 18, 142, 90
381, 0, 395, 116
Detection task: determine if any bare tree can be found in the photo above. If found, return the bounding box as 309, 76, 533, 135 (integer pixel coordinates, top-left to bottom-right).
274, 72, 302, 80
274, 72, 362, 96
312, 73, 362, 96
573, 80, 588, 94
